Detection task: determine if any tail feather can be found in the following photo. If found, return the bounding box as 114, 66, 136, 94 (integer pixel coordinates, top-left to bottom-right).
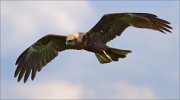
95, 53, 111, 64
95, 47, 131, 64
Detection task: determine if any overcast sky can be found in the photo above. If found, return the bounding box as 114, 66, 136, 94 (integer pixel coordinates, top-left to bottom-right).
1, 1, 179, 99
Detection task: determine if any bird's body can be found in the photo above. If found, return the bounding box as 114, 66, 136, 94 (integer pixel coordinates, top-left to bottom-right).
15, 13, 172, 82
82, 32, 108, 53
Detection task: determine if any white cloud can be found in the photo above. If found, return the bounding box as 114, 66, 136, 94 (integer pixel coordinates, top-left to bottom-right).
114, 82, 156, 99
1, 1, 95, 54
2, 80, 83, 99
96, 81, 157, 99
2, 80, 156, 99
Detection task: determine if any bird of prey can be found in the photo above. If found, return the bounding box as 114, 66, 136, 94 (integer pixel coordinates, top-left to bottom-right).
15, 13, 172, 83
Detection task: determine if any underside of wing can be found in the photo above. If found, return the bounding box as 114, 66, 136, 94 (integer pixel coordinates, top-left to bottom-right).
121, 13, 172, 33
15, 34, 68, 82
88, 13, 172, 43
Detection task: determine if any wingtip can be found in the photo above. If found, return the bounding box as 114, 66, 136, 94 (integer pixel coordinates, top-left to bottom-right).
17, 77, 21, 82
31, 76, 35, 81
14, 73, 17, 78
15, 59, 19, 65
24, 79, 27, 83
14, 69, 19, 78
168, 30, 172, 33
31, 71, 36, 81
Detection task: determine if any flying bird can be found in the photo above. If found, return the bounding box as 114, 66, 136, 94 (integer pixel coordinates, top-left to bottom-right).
15, 13, 172, 83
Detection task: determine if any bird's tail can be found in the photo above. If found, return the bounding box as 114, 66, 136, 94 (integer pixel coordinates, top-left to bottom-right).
95, 47, 132, 64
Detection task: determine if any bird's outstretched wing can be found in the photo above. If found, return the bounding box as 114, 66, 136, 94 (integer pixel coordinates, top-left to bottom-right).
15, 34, 78, 83
88, 13, 172, 43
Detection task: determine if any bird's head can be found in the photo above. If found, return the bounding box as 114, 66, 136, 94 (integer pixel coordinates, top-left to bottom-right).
66, 32, 85, 45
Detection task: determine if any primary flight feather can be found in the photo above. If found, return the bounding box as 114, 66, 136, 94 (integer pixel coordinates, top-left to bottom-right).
15, 13, 172, 83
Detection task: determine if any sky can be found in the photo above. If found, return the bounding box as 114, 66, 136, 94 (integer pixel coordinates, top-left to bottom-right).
1, 1, 179, 99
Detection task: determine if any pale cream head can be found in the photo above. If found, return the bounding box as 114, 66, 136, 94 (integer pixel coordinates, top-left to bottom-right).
66, 32, 85, 45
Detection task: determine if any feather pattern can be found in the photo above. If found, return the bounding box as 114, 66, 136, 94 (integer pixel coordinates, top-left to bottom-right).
88, 13, 172, 43
14, 13, 173, 83
14, 34, 79, 82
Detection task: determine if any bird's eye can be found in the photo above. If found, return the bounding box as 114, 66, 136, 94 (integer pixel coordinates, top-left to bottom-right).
68, 40, 73, 42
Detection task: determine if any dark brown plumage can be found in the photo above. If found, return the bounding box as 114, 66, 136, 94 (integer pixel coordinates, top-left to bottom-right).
15, 13, 172, 83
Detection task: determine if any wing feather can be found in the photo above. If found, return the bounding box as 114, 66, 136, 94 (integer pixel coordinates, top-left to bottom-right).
88, 13, 172, 43
15, 34, 78, 82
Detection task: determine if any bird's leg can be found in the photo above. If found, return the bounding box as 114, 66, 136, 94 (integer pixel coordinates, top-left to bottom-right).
102, 50, 112, 61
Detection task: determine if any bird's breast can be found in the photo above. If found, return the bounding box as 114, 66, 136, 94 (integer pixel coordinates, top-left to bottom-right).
81, 35, 107, 53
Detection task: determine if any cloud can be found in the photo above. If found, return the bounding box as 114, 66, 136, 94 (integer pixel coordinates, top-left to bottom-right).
93, 81, 157, 99
114, 82, 156, 99
2, 80, 156, 99
1, 1, 95, 55
1, 1, 178, 99
2, 80, 83, 99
